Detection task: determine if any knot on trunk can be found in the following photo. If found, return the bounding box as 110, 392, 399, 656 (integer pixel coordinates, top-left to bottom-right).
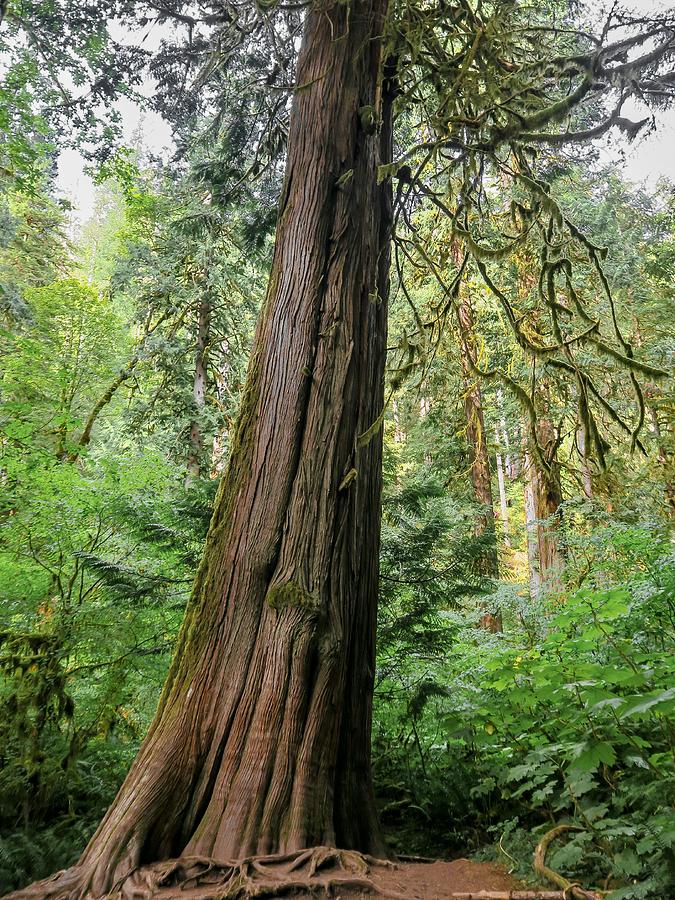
266, 580, 317, 611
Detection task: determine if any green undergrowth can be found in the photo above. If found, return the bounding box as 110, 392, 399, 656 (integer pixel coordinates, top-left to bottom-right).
0, 740, 134, 891
373, 523, 675, 898
0, 460, 672, 898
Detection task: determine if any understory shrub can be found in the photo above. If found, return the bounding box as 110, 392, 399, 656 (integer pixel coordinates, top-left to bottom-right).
373, 524, 675, 898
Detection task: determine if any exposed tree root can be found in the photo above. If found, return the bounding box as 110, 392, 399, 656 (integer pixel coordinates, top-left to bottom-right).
4, 847, 402, 900
533, 826, 604, 900
113, 846, 401, 899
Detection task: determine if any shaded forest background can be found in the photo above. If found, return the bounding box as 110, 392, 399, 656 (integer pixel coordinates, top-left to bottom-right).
1, 1, 674, 897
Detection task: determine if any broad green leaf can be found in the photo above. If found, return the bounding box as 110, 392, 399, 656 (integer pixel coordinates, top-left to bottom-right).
569, 740, 617, 774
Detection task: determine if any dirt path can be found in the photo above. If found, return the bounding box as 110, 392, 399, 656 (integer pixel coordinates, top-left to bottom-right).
367, 858, 523, 898
277, 857, 525, 899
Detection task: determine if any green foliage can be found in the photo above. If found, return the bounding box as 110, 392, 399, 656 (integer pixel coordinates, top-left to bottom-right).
2, 278, 129, 455
1, 3, 673, 892
1, 1, 147, 164
374, 463, 501, 856
374, 523, 675, 898
0, 740, 134, 891
0, 162, 226, 881
379, 471, 495, 660
0, 819, 91, 892
0, 178, 71, 323
81, 158, 262, 471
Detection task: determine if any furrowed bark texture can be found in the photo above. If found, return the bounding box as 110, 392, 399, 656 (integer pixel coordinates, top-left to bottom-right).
43, 2, 394, 893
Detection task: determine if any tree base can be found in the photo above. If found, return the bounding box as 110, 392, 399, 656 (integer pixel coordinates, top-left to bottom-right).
6, 847, 403, 900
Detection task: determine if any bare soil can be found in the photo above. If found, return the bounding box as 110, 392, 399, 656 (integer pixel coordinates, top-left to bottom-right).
274, 857, 525, 899
366, 858, 524, 898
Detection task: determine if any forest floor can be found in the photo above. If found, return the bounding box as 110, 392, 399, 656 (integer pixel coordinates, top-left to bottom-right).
127, 854, 528, 899
7, 851, 544, 899
311, 856, 525, 898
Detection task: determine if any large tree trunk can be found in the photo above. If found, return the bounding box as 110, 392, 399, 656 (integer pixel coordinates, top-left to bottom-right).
21, 3, 394, 895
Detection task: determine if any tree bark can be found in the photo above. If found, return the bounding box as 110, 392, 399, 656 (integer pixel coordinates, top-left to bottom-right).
18, 3, 394, 895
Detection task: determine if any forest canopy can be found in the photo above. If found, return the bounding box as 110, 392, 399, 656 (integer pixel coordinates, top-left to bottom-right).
0, 1, 674, 899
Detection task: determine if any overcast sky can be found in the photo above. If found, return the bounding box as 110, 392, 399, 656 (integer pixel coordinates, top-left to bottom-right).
55, 1, 675, 230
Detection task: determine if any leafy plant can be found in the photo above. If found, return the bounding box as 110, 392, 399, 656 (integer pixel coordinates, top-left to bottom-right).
374, 523, 675, 897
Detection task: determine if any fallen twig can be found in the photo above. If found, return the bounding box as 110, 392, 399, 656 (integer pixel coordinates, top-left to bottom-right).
498, 831, 519, 874
395, 852, 438, 863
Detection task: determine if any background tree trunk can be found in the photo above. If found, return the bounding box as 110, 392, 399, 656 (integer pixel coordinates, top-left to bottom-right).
577, 426, 593, 499
633, 316, 673, 516
524, 421, 564, 598
186, 295, 211, 482
458, 293, 499, 580
392, 398, 405, 443
494, 427, 511, 549
523, 447, 542, 601
457, 293, 500, 631
31, 3, 394, 894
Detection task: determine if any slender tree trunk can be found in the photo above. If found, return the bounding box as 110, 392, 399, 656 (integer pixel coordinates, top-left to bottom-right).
211, 340, 232, 475
523, 421, 564, 597
633, 316, 674, 516
497, 388, 518, 480
577, 426, 593, 499
392, 398, 404, 443
536, 419, 564, 580
523, 447, 542, 600
65, 355, 139, 462
19, 4, 394, 895
186, 295, 212, 482
494, 427, 511, 549
456, 292, 500, 632
418, 392, 433, 464
458, 293, 498, 579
